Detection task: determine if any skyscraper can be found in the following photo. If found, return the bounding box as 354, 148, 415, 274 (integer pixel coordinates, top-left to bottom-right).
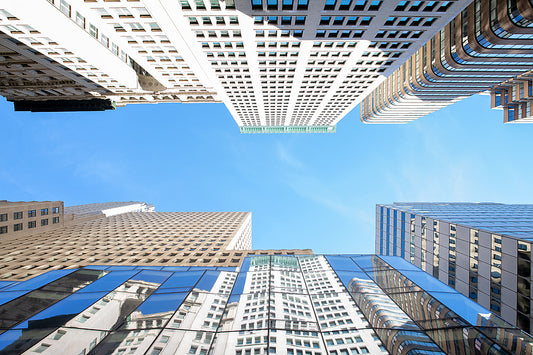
0, 201, 313, 281
361, 0, 533, 124
491, 68, 533, 123
376, 202, 533, 333
0, 0, 470, 132
0, 254, 531, 354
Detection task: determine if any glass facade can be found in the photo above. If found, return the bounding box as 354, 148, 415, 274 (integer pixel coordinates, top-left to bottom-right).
377, 202, 533, 334
0, 255, 531, 354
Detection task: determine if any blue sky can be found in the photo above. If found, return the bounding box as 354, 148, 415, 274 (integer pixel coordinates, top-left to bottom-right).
1, 94, 532, 254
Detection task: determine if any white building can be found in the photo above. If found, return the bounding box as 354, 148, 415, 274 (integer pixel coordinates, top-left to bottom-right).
0, 0, 470, 132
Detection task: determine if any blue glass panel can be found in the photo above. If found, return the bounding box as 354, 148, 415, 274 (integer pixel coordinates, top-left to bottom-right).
129, 270, 171, 285
325, 255, 360, 271
135, 293, 188, 316
105, 266, 137, 271
187, 266, 218, 271
0, 291, 30, 306
83, 265, 109, 270
428, 291, 492, 326
379, 255, 424, 272
400, 270, 456, 293
240, 257, 251, 272
5, 269, 76, 291
159, 271, 203, 289
133, 266, 163, 270
0, 282, 16, 291
228, 273, 247, 303
195, 271, 221, 292
334, 270, 371, 290
14, 292, 107, 329
154, 287, 192, 294
161, 266, 190, 272
77, 270, 139, 293
350, 255, 376, 271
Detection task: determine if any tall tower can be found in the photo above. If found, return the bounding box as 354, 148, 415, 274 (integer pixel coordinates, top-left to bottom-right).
0, 0, 470, 131
376, 202, 533, 333
361, 0, 533, 124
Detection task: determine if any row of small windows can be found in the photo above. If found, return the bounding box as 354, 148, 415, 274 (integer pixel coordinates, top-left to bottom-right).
395, 1, 453, 12
257, 42, 301, 48
189, 16, 239, 26
180, 0, 236, 10
0, 218, 60, 234
324, 0, 381, 11
320, 16, 371, 26
316, 30, 364, 38
196, 30, 241, 38
384, 16, 437, 26
376, 30, 423, 39
255, 16, 306, 26
252, 0, 309, 11
313, 42, 357, 48
256, 30, 303, 38
1, 207, 59, 222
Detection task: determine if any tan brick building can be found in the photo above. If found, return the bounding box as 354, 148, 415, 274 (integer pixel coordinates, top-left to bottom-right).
0, 200, 64, 238
0, 201, 311, 280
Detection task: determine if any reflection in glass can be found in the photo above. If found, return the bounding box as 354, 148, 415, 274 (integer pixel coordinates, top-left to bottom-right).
22, 328, 108, 355
147, 330, 215, 355
15, 292, 108, 330
121, 293, 187, 330
0, 328, 55, 354
89, 329, 161, 355
40, 269, 107, 293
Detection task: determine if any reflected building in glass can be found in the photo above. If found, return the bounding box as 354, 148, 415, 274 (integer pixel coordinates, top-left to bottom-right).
376, 202, 533, 333
0, 255, 531, 354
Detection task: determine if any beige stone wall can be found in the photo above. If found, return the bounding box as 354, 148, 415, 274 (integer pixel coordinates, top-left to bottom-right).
0, 208, 313, 280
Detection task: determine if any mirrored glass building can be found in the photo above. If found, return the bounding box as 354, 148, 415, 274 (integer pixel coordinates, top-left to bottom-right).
376, 202, 533, 333
0, 254, 531, 354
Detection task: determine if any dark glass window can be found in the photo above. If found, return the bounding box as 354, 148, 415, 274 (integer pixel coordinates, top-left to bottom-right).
41, 219, 49, 226
0, 226, 7, 234
28, 210, 36, 218
0, 213, 7, 222
13, 212, 23, 220
13, 223, 23, 231
28, 221, 36, 229
41, 208, 48, 216
52, 217, 60, 224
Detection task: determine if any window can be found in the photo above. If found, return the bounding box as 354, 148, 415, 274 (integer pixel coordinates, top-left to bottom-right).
76, 12, 85, 28
41, 219, 49, 226
0, 214, 6, 222
13, 223, 23, 231
53, 330, 66, 340
89, 24, 98, 38
34, 344, 51, 353
60, 0, 71, 17
53, 217, 60, 224
0, 226, 7, 234
14, 212, 23, 220
52, 207, 59, 214
28, 221, 36, 229
41, 208, 48, 216
28, 210, 36, 217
